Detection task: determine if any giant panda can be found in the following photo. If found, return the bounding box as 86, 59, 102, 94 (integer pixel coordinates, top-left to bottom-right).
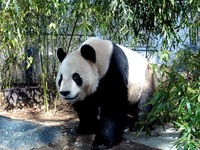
56, 37, 155, 149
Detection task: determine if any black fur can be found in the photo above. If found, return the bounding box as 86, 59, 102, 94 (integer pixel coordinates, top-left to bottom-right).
81, 44, 96, 63
73, 43, 132, 149
57, 48, 67, 62
58, 74, 63, 86
72, 73, 83, 86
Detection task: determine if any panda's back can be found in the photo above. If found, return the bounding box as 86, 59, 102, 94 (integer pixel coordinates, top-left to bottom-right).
117, 45, 153, 104
81, 37, 153, 104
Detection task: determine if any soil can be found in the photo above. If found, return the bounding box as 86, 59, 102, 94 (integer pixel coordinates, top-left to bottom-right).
0, 91, 160, 150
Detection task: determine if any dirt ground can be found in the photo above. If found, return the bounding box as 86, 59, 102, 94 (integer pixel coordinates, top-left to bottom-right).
0, 92, 160, 150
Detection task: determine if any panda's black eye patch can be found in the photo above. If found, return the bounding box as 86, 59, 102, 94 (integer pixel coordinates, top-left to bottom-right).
58, 74, 63, 86
72, 73, 82, 86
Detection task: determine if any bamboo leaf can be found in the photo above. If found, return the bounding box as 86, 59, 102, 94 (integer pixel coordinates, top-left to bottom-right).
17, 28, 21, 40
170, 0, 174, 6
189, 0, 193, 4
5, 0, 11, 10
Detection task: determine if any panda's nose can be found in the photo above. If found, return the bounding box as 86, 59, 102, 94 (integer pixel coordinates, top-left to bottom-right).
60, 91, 70, 96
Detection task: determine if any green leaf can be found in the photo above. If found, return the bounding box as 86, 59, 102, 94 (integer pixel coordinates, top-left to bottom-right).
186, 102, 192, 115
5, 0, 11, 10
189, 0, 193, 4
170, 0, 174, 6
196, 109, 200, 122
48, 23, 56, 29
17, 28, 21, 40
178, 99, 184, 114
135, 125, 144, 138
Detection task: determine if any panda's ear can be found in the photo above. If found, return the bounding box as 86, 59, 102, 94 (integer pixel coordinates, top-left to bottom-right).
80, 44, 96, 63
57, 48, 66, 62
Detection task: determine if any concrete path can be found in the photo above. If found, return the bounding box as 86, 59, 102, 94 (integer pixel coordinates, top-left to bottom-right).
124, 124, 179, 150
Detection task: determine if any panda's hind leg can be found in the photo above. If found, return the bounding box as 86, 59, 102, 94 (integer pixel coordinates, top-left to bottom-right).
137, 89, 155, 130
73, 99, 99, 134
127, 94, 154, 132
136, 65, 155, 130
138, 88, 153, 119
127, 87, 155, 132
126, 103, 139, 131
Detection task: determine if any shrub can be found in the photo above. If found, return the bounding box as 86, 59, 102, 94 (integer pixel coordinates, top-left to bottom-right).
137, 48, 200, 149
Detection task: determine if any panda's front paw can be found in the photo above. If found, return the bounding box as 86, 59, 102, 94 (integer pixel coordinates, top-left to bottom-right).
91, 138, 112, 150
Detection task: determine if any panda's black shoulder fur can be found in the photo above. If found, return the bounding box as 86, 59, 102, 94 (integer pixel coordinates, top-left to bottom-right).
109, 43, 129, 87
95, 42, 129, 105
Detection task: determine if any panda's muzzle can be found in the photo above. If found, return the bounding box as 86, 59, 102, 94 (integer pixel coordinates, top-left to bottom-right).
60, 91, 70, 96
60, 91, 78, 100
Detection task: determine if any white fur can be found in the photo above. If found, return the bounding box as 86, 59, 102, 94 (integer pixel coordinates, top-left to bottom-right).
56, 51, 99, 102
80, 37, 113, 78
117, 45, 151, 103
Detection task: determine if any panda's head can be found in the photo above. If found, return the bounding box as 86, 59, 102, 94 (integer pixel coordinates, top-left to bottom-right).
56, 45, 99, 103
